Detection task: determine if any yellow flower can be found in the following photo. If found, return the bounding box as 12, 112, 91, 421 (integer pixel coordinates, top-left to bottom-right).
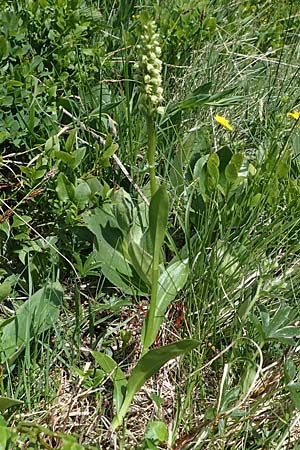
215, 114, 233, 131
287, 110, 300, 120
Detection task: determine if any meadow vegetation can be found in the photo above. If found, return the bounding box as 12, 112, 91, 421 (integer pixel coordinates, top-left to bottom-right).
0, 0, 300, 448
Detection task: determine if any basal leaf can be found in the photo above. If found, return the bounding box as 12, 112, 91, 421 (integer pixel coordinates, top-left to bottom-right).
142, 259, 189, 348
128, 238, 153, 287
0, 397, 22, 412
84, 208, 147, 294
112, 339, 199, 429
91, 351, 127, 412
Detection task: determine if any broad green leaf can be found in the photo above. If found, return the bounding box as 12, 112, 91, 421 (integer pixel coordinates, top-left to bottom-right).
65, 128, 77, 152
149, 184, 169, 257
0, 36, 9, 59
70, 147, 86, 169
0, 317, 15, 330
11, 215, 31, 228
269, 326, 300, 344
61, 441, 85, 450
193, 155, 209, 195
258, 305, 270, 330
252, 304, 299, 344
0, 397, 22, 412
0, 426, 15, 448
28, 102, 35, 133
110, 188, 134, 234
224, 152, 244, 191
93, 246, 134, 294
143, 184, 169, 352
0, 282, 63, 364
56, 172, 75, 202
207, 153, 219, 187
284, 357, 296, 382
250, 193, 262, 207
142, 259, 189, 348
231, 152, 244, 171
208, 87, 237, 103
128, 238, 153, 287
286, 383, 300, 410
225, 162, 238, 182
112, 339, 199, 429
85, 176, 104, 197
144, 421, 168, 443
91, 351, 127, 412
84, 208, 147, 294
45, 135, 59, 153
276, 149, 290, 178
0, 280, 11, 301
74, 181, 91, 207
102, 141, 118, 160
267, 304, 296, 334
143, 440, 159, 450
54, 151, 74, 165
205, 96, 244, 106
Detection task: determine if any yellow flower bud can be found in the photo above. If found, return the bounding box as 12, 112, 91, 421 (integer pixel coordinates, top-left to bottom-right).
215, 114, 233, 131
287, 110, 300, 120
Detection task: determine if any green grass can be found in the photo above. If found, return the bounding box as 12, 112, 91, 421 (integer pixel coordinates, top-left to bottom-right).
1, 0, 300, 448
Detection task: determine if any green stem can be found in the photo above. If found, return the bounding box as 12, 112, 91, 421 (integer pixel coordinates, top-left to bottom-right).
142, 252, 160, 355
142, 111, 159, 355
146, 112, 157, 196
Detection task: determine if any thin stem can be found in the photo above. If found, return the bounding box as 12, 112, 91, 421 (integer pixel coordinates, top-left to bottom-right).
142, 251, 160, 355
142, 110, 159, 355
146, 112, 157, 195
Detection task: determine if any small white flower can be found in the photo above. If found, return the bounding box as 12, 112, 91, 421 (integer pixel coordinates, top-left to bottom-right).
155, 46, 162, 56
152, 68, 160, 77
157, 106, 165, 115
150, 95, 159, 104
136, 16, 164, 112
147, 63, 154, 72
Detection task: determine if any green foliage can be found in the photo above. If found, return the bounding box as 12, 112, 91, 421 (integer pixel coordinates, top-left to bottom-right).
93, 339, 199, 430
251, 304, 300, 345
0, 0, 300, 448
0, 397, 22, 412
0, 281, 63, 364
141, 258, 189, 349
142, 421, 169, 449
